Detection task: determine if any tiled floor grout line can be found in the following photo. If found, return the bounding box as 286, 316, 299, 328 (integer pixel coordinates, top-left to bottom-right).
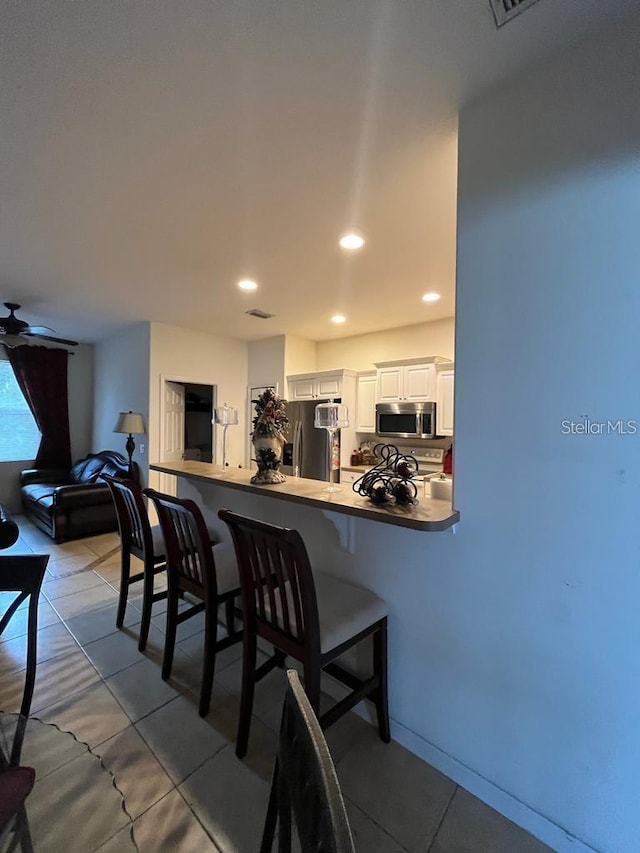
426, 784, 459, 853
344, 795, 413, 853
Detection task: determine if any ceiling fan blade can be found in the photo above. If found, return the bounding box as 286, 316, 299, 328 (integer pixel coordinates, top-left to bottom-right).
23, 332, 79, 346
24, 324, 57, 335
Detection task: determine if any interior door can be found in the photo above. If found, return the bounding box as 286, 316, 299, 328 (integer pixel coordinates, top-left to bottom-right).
160, 381, 185, 496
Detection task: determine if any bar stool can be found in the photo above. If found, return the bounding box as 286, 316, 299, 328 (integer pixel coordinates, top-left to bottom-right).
261, 669, 355, 853
218, 509, 390, 759
1, 555, 49, 851
103, 475, 169, 652
145, 490, 243, 717
0, 554, 49, 764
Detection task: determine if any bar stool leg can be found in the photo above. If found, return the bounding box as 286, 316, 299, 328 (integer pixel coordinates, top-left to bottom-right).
162, 585, 179, 681
116, 549, 130, 629
260, 759, 280, 853
302, 662, 321, 717
139, 556, 155, 652
373, 618, 391, 743
236, 631, 257, 758
200, 603, 218, 717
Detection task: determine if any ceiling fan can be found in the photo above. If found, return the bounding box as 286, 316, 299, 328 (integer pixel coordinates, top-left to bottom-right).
0, 302, 79, 348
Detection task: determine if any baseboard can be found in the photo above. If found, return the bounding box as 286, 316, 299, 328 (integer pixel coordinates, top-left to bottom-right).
319, 672, 597, 853
390, 720, 597, 853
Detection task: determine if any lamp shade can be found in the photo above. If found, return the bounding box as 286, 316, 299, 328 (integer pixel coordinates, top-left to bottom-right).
213, 404, 239, 426
113, 411, 145, 435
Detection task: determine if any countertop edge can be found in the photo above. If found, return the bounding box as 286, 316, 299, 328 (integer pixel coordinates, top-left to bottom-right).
150, 463, 459, 532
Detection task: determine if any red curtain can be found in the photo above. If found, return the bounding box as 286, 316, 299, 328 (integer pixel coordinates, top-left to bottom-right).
8, 345, 72, 469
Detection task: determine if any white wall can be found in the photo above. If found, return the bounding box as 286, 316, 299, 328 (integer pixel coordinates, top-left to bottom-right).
451, 14, 640, 853
247, 336, 285, 392
93, 323, 151, 482
68, 343, 95, 461
247, 334, 318, 397
316, 318, 454, 372
0, 343, 94, 512
149, 323, 248, 471
284, 335, 317, 378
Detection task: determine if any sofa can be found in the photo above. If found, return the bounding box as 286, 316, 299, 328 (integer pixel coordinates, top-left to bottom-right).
20, 451, 138, 543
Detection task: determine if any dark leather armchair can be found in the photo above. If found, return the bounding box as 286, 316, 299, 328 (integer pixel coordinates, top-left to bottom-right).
20, 451, 138, 543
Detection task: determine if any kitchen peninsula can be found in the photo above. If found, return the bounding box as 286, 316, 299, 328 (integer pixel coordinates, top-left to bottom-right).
150, 452, 459, 795
150, 460, 459, 532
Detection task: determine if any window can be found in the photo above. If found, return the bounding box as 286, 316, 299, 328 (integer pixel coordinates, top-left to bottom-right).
0, 359, 41, 462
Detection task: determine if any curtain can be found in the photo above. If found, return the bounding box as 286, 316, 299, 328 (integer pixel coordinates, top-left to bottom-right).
7, 345, 72, 469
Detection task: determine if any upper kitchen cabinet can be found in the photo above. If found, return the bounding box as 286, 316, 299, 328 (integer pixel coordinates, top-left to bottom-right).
287, 369, 355, 401
355, 372, 377, 432
375, 357, 448, 403
436, 363, 455, 436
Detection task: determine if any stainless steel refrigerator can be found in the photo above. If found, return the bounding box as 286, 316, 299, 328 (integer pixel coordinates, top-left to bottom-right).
281, 399, 341, 483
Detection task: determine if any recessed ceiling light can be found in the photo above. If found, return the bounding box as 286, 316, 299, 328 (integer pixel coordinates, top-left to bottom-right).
339, 233, 365, 251
238, 279, 258, 291
422, 292, 441, 303
331, 314, 346, 324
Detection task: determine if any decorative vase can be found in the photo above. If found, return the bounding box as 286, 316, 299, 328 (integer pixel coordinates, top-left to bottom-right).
251, 433, 287, 484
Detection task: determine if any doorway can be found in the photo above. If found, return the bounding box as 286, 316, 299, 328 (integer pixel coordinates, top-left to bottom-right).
184, 384, 214, 462
157, 378, 216, 497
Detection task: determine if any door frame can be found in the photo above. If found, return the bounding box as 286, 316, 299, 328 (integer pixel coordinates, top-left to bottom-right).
159, 373, 217, 465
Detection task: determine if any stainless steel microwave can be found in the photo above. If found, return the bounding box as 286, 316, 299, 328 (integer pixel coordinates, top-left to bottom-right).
375, 402, 436, 439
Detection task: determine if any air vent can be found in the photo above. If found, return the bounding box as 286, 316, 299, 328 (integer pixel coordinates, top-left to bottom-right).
489, 0, 543, 28
245, 309, 274, 320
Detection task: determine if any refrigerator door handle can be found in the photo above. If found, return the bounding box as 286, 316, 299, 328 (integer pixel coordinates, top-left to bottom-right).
293, 421, 302, 478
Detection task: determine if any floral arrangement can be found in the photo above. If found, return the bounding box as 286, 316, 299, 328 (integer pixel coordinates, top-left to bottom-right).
251, 388, 289, 439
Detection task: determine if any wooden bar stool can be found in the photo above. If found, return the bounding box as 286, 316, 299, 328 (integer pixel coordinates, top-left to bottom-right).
218, 509, 390, 759
0, 554, 49, 765
261, 669, 355, 853
145, 490, 243, 717
103, 475, 168, 651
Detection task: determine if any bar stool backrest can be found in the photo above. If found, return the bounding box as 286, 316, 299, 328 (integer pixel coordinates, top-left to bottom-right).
145, 490, 215, 598
265, 669, 356, 853
218, 510, 321, 659
103, 475, 153, 560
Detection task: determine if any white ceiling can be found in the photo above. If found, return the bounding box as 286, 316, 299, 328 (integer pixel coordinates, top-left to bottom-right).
1, 0, 636, 345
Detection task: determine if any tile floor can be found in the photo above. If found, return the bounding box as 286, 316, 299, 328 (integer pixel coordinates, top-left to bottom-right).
0, 515, 553, 852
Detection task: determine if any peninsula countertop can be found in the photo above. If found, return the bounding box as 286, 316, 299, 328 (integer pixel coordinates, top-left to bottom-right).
149, 460, 459, 532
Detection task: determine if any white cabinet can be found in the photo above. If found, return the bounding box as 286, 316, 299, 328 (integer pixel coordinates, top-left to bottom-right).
340, 469, 359, 485
355, 372, 377, 432
436, 365, 455, 436
376, 367, 403, 402
288, 371, 342, 401
376, 363, 436, 402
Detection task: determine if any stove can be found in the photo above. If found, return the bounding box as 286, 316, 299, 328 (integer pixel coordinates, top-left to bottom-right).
402, 446, 446, 478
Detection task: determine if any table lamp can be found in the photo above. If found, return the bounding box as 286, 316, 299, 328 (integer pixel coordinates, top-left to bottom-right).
113, 411, 145, 475
314, 401, 349, 492
213, 403, 238, 468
